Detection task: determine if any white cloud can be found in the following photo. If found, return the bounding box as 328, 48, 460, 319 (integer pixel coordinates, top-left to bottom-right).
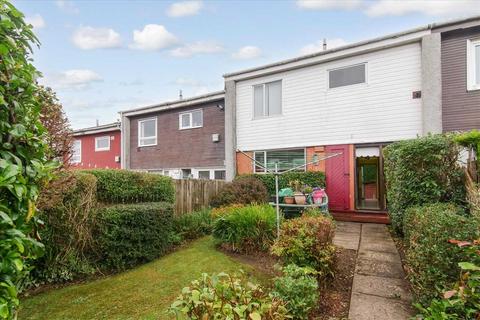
296, 0, 362, 10
170, 41, 224, 58
42, 69, 103, 89
166, 1, 203, 17
300, 38, 349, 55
232, 46, 262, 60
72, 26, 122, 50
55, 0, 79, 14
365, 0, 480, 17
130, 24, 178, 51
25, 14, 45, 30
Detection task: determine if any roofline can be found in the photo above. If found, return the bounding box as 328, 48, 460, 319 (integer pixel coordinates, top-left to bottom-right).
73, 122, 121, 136
120, 90, 225, 117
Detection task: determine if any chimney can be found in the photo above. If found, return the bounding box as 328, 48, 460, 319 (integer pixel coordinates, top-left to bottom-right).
323, 38, 327, 51
179, 89, 183, 100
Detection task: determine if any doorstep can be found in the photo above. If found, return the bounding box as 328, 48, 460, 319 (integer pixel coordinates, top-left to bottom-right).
330, 210, 390, 224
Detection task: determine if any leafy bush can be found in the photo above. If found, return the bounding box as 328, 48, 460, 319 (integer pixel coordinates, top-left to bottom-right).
173, 209, 213, 241
271, 215, 335, 277
302, 207, 326, 217
212, 204, 277, 253
239, 171, 326, 195
455, 129, 480, 176
96, 202, 175, 270
210, 176, 268, 208
210, 204, 244, 219
169, 272, 290, 320
85, 169, 174, 204
403, 203, 479, 305
271, 264, 319, 319
383, 134, 466, 233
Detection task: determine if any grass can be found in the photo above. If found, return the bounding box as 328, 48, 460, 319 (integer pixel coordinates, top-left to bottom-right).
19, 237, 270, 320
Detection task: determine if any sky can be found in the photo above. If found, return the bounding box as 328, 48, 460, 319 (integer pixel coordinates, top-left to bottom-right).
15, 0, 480, 129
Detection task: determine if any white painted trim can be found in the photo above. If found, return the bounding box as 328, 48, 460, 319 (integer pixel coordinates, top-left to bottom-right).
72, 139, 82, 164
178, 109, 203, 130
95, 135, 111, 151
138, 117, 157, 147
467, 38, 480, 91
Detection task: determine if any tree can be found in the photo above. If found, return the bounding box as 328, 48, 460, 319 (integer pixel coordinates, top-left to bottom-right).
37, 86, 74, 167
0, 1, 54, 318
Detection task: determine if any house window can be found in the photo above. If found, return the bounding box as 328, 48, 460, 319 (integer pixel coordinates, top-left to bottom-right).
138, 118, 157, 147
198, 170, 210, 179
253, 80, 282, 118
467, 39, 480, 91
72, 140, 81, 164
254, 149, 305, 173
329, 63, 366, 89
95, 136, 110, 151
214, 170, 226, 180
182, 169, 192, 179
179, 109, 203, 129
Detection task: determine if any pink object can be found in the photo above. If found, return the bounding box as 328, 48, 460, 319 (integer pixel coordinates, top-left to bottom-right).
326, 145, 350, 210
312, 189, 326, 204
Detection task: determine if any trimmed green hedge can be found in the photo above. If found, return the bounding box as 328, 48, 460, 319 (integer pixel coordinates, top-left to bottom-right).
173, 209, 213, 241
403, 203, 479, 305
383, 134, 466, 233
96, 202, 175, 270
85, 169, 175, 204
238, 171, 326, 195
210, 176, 269, 208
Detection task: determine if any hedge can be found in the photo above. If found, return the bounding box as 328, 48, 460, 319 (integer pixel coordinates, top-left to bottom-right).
96, 202, 175, 270
403, 203, 479, 305
383, 134, 465, 233
210, 176, 269, 208
85, 169, 175, 204
173, 209, 213, 241
238, 171, 326, 195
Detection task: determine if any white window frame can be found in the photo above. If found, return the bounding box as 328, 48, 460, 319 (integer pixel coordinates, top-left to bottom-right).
179, 109, 203, 130
72, 139, 81, 164
138, 117, 157, 147
327, 62, 368, 90
95, 136, 110, 151
467, 38, 480, 91
253, 149, 307, 173
252, 80, 282, 119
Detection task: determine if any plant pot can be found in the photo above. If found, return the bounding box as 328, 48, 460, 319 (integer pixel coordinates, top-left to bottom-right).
294, 192, 307, 205
284, 196, 295, 204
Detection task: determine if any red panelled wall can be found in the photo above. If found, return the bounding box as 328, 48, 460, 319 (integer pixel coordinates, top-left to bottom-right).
72, 131, 121, 169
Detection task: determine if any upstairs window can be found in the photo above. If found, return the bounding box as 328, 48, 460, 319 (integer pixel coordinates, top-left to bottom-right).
95, 136, 110, 151
467, 39, 480, 91
253, 80, 282, 118
329, 63, 366, 89
179, 109, 203, 129
138, 118, 157, 147
254, 149, 305, 173
72, 140, 81, 164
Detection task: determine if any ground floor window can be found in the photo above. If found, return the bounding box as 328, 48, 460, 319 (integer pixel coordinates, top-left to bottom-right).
198, 170, 210, 179
253, 148, 306, 173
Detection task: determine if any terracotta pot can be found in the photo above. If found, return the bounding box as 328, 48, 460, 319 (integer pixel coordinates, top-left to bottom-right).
284, 196, 295, 204
294, 192, 307, 205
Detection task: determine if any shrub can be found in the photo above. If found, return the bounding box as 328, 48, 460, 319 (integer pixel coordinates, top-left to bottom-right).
169, 272, 290, 320
271, 264, 319, 319
212, 204, 277, 253
96, 202, 175, 270
210, 176, 268, 208
271, 215, 335, 277
302, 207, 326, 217
403, 203, 479, 305
383, 134, 466, 233
210, 204, 244, 219
173, 209, 213, 241
239, 171, 326, 195
85, 169, 174, 204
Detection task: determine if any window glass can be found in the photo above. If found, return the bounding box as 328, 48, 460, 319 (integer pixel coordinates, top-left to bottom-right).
192, 110, 203, 127
329, 64, 366, 89
253, 85, 264, 118
139, 118, 156, 146
72, 140, 81, 163
198, 171, 210, 179
95, 136, 109, 150
476, 44, 480, 85
214, 170, 226, 180
181, 113, 190, 128
254, 151, 266, 173
266, 149, 305, 172
182, 169, 192, 179
266, 81, 282, 116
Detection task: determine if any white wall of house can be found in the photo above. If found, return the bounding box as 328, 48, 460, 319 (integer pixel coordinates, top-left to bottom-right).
235, 42, 423, 151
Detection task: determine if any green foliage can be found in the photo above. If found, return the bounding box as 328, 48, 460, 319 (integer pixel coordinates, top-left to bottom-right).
169, 272, 290, 320
302, 207, 325, 217
383, 134, 466, 234
212, 204, 277, 253
239, 171, 326, 195
85, 169, 174, 204
403, 203, 479, 305
0, 1, 55, 318
210, 176, 269, 208
455, 129, 480, 176
96, 202, 175, 270
271, 215, 335, 277
173, 209, 213, 242
271, 264, 319, 319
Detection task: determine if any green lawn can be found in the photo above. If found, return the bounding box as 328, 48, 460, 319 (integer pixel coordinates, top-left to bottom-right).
19, 237, 268, 320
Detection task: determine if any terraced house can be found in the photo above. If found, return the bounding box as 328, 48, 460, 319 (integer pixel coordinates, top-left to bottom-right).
224, 16, 480, 218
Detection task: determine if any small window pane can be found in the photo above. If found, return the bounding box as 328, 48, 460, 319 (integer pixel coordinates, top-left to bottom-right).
254, 151, 265, 173
141, 137, 156, 146
192, 110, 203, 127
266, 81, 282, 116
96, 137, 109, 150
198, 171, 210, 179
214, 170, 226, 180
475, 45, 480, 85
72, 140, 81, 163
254, 85, 264, 118
181, 113, 190, 128
329, 64, 366, 89
182, 169, 192, 179
142, 119, 156, 137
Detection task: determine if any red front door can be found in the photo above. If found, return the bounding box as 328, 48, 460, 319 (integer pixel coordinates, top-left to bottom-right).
325, 145, 350, 211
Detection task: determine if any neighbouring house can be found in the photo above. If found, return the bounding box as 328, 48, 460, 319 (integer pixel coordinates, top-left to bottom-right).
223, 17, 480, 218
72, 122, 121, 169
120, 91, 226, 180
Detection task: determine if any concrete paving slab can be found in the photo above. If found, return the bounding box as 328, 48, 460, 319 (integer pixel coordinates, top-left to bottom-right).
349, 292, 414, 320
359, 240, 398, 254
358, 250, 402, 264
352, 274, 412, 302
356, 256, 406, 279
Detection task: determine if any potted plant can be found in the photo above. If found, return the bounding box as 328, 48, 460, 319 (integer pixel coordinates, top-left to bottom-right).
289, 180, 307, 205
303, 186, 313, 204
279, 188, 295, 204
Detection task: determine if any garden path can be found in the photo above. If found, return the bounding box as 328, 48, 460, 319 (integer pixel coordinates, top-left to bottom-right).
334, 222, 414, 320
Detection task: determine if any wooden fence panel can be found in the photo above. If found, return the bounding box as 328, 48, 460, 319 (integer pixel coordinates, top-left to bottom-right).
174, 179, 227, 215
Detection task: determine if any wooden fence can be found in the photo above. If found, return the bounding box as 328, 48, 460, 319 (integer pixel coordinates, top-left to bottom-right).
174, 179, 227, 215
